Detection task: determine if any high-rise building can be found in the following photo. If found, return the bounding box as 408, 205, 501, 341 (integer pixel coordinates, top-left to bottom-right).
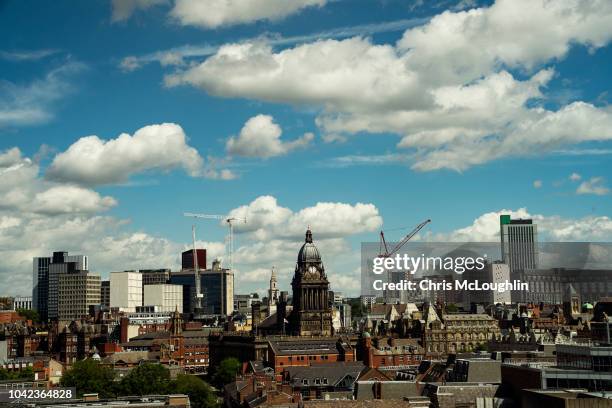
58, 271, 101, 322
143, 284, 183, 312
100, 280, 110, 308
32, 256, 51, 320
182, 249, 206, 270
170, 259, 233, 316
500, 215, 538, 276
288, 229, 332, 336
38, 251, 88, 321
110, 271, 143, 312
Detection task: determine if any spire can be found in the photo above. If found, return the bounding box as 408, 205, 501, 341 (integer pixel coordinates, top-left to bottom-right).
271, 266, 277, 281
305, 228, 313, 243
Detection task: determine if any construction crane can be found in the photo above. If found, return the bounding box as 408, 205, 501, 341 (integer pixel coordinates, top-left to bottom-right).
378, 219, 431, 258
190, 225, 204, 315
183, 213, 247, 272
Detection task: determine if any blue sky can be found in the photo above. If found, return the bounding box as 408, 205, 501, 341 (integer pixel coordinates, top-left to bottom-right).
1, 0, 611, 296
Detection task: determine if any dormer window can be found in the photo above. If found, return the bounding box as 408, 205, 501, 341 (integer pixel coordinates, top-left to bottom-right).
302, 379, 309, 385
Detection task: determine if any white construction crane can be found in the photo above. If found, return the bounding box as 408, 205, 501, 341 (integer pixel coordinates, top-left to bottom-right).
183, 213, 247, 272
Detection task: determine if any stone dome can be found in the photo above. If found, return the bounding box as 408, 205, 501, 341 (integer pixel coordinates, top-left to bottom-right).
297, 229, 321, 264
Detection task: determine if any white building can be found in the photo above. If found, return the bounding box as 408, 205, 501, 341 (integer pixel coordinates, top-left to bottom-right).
12, 296, 32, 310
110, 271, 142, 312
144, 284, 183, 313
464, 262, 511, 305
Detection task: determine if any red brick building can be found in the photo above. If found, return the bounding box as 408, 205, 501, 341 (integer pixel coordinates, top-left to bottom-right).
362, 335, 424, 368
268, 338, 355, 372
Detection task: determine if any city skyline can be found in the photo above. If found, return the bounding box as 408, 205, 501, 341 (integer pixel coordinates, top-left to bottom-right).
1, 0, 612, 297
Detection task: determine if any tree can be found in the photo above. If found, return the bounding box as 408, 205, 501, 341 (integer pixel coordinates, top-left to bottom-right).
445, 303, 459, 313
60, 359, 116, 398
170, 374, 217, 408
16, 308, 39, 323
0, 367, 34, 381
212, 357, 240, 387
119, 363, 170, 396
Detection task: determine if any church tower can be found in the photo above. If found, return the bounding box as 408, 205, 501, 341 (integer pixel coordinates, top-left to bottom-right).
289, 228, 332, 336
267, 267, 280, 315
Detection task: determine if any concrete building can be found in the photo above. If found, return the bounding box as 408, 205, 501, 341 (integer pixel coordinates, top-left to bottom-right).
513, 268, 612, 304
140, 269, 170, 299
234, 293, 258, 315
500, 215, 538, 276
57, 271, 101, 322
170, 259, 233, 316
464, 261, 511, 305
40, 251, 88, 321
11, 296, 32, 310
100, 280, 110, 308
144, 284, 183, 313
110, 271, 143, 312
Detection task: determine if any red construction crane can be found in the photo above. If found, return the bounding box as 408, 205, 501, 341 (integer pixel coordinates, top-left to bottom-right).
378, 219, 431, 258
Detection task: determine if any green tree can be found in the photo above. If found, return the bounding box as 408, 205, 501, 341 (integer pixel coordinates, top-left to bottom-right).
119, 363, 170, 396
60, 359, 116, 398
170, 374, 217, 408
212, 357, 240, 387
445, 303, 459, 313
16, 308, 39, 323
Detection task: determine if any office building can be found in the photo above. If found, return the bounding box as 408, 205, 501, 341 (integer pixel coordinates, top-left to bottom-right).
181, 249, 206, 270
57, 271, 101, 322
100, 280, 110, 308
464, 262, 511, 305
32, 257, 50, 320
110, 271, 143, 312
234, 293, 258, 315
140, 268, 170, 300
500, 215, 538, 276
36, 251, 88, 321
513, 268, 612, 304
143, 284, 183, 313
170, 259, 233, 316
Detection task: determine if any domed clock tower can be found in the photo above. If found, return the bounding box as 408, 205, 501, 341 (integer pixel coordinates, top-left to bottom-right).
289, 228, 332, 336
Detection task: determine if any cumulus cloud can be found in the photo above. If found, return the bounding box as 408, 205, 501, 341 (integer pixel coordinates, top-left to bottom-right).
111, 0, 168, 22
166, 0, 612, 171
226, 114, 313, 158
0, 147, 116, 215
0, 62, 84, 128
226, 195, 383, 241
170, 0, 327, 29
577, 177, 610, 195
434, 208, 612, 242
46, 123, 215, 185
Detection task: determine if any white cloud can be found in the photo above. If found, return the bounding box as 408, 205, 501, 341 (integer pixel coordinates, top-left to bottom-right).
0, 147, 116, 215
570, 172, 582, 181
226, 114, 313, 158
111, 0, 168, 22
226, 195, 383, 241
577, 177, 610, 195
169, 0, 327, 29
0, 62, 84, 127
434, 207, 612, 242
533, 180, 542, 189
165, 0, 612, 171
31, 186, 117, 215
0, 49, 59, 62
46, 123, 212, 185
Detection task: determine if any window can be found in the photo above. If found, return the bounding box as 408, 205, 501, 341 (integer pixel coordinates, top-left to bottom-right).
302, 379, 309, 385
